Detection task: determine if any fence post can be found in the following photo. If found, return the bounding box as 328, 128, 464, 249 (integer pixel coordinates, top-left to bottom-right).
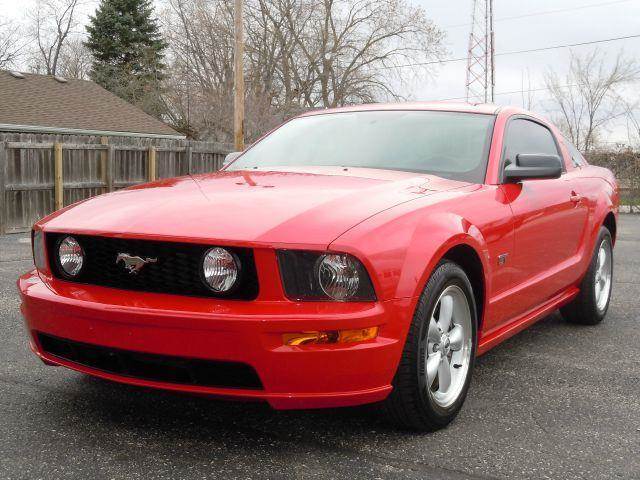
186, 145, 193, 175
54, 142, 63, 210
0, 141, 6, 234
148, 145, 156, 181
106, 143, 114, 192
100, 136, 110, 193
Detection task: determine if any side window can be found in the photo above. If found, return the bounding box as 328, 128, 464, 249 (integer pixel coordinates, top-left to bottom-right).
563, 138, 587, 167
503, 118, 560, 168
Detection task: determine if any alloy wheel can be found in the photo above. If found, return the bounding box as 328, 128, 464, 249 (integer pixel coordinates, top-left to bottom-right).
425, 285, 473, 408
594, 238, 612, 312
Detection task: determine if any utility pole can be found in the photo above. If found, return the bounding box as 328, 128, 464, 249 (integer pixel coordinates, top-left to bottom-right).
234, 0, 245, 151
465, 0, 495, 103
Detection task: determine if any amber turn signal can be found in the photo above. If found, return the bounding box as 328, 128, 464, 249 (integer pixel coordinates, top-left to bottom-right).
283, 326, 379, 346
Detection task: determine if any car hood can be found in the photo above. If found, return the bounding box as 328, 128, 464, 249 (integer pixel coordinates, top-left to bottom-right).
41, 166, 470, 247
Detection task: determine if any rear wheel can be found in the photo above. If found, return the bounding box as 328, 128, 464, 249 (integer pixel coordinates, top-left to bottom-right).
561, 226, 613, 325
383, 261, 477, 431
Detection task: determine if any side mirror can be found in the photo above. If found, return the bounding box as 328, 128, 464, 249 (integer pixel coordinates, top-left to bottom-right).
223, 151, 242, 167
504, 154, 563, 182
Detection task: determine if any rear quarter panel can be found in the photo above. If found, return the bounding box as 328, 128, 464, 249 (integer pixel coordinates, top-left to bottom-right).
576, 165, 619, 246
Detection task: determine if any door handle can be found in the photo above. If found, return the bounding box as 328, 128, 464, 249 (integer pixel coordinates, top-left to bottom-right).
570, 192, 582, 204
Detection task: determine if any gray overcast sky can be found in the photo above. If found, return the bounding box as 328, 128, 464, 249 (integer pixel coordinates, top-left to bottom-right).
2, 0, 639, 141
413, 0, 640, 105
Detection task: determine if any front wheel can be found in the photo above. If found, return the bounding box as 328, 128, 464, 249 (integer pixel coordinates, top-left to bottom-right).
383, 261, 477, 431
561, 226, 613, 325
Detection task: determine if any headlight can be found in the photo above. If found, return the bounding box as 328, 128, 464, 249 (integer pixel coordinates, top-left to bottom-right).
32, 229, 47, 271
202, 247, 240, 292
57, 236, 84, 277
317, 254, 360, 300
277, 250, 376, 301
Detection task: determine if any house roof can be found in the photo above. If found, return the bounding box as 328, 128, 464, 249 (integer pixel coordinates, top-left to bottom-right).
0, 70, 183, 139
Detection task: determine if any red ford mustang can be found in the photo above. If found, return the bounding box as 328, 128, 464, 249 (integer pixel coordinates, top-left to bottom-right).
19, 103, 618, 431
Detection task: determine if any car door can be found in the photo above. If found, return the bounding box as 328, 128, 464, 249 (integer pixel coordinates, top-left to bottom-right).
499, 117, 589, 315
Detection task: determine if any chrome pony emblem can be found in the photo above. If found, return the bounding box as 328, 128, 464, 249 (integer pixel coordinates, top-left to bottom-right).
116, 253, 157, 274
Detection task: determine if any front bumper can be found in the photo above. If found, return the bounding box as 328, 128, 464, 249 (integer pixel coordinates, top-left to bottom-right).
18, 271, 413, 409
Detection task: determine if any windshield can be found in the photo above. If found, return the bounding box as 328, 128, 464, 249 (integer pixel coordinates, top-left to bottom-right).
228, 110, 495, 183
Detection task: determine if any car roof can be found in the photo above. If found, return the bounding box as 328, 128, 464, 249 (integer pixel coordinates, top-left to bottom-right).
298, 101, 502, 117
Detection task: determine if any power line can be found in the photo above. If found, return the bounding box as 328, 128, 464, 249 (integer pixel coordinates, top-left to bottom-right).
433, 84, 578, 102
387, 33, 640, 70
494, 33, 640, 59
443, 0, 637, 29
433, 82, 639, 103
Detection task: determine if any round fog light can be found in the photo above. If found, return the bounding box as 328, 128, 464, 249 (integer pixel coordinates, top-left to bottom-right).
317, 254, 360, 301
202, 247, 240, 292
58, 236, 84, 277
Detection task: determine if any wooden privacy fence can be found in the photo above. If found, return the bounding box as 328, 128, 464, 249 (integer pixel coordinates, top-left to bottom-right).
0, 134, 232, 234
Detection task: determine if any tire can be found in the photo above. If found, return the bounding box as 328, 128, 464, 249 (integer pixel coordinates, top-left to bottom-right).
383, 260, 477, 431
561, 226, 613, 325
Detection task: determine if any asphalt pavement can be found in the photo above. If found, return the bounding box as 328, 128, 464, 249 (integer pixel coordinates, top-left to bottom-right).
1, 217, 639, 480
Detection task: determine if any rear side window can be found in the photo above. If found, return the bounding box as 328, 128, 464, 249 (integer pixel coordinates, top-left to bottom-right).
503, 118, 559, 167
563, 138, 587, 167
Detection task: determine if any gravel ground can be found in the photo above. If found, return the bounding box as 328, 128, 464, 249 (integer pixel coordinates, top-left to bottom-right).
1, 217, 639, 480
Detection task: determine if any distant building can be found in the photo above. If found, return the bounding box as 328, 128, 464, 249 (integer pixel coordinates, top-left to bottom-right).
0, 70, 182, 139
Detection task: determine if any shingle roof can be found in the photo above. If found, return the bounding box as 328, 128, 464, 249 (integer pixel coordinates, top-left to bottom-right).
0, 70, 182, 138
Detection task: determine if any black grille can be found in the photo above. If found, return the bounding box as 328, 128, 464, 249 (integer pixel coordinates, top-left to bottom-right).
37, 333, 264, 390
46, 233, 259, 299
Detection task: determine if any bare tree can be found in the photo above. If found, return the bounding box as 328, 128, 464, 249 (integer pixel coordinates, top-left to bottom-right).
620, 89, 640, 148
323, 0, 440, 106
162, 0, 236, 139
162, 0, 444, 141
57, 36, 92, 79
0, 19, 25, 68
28, 0, 80, 75
520, 68, 535, 110
251, 0, 444, 108
544, 49, 639, 152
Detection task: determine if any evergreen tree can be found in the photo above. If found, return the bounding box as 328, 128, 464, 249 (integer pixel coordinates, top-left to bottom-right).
85, 0, 167, 117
